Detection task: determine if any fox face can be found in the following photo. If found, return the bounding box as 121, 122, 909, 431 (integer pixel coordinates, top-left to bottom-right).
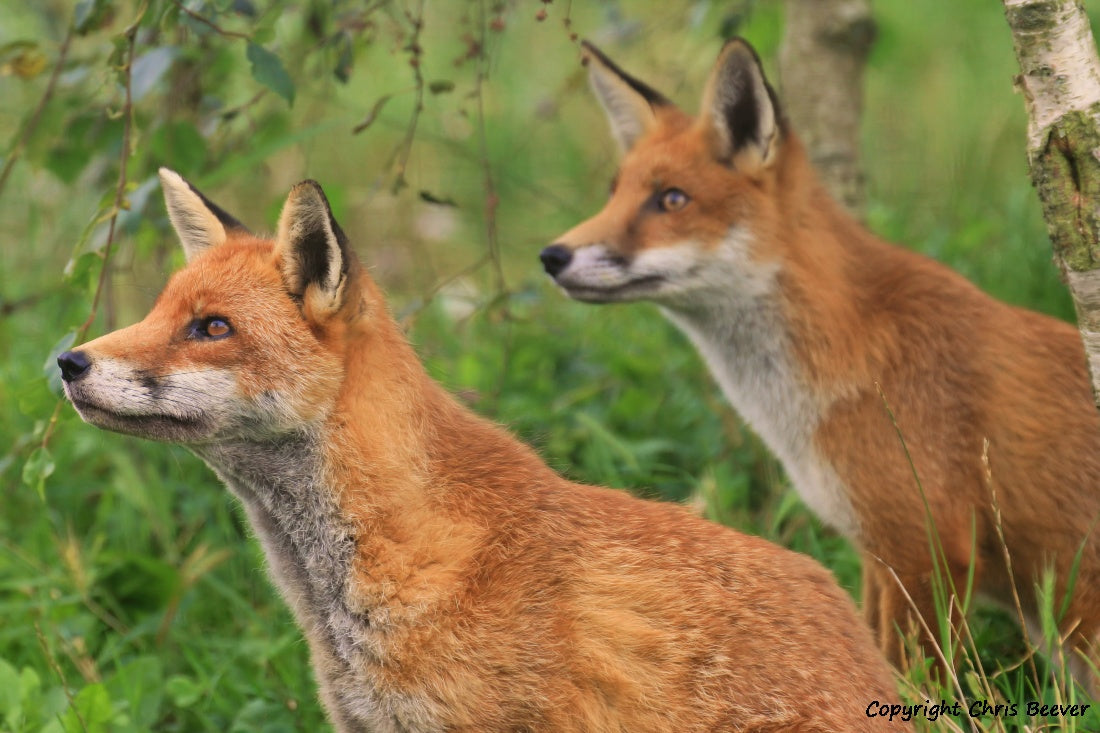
542, 41, 785, 307
59, 170, 353, 445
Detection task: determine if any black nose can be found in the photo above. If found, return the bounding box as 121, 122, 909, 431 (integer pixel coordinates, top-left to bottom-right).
57, 350, 92, 382
540, 244, 573, 278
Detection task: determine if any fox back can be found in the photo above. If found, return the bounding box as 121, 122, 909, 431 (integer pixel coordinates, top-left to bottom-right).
60, 170, 900, 731
543, 40, 1100, 690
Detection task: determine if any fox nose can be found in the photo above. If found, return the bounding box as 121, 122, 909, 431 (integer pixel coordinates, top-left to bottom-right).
57, 350, 92, 382
540, 244, 573, 278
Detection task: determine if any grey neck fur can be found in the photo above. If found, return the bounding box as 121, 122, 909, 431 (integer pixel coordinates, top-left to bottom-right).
192, 432, 439, 731
660, 295, 816, 464
192, 432, 363, 663
660, 292, 858, 536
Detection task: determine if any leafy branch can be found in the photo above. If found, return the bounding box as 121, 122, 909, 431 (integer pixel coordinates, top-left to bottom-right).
0, 26, 73, 201
392, 0, 426, 192
168, 0, 250, 40
474, 0, 505, 298
168, 0, 295, 104
36, 4, 143, 459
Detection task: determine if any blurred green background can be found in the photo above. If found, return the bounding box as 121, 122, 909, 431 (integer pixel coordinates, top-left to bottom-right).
1, 0, 1096, 730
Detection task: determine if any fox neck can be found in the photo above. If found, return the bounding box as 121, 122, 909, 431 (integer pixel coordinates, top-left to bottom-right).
192, 310, 506, 668
193, 430, 367, 664
660, 296, 858, 535
658, 177, 868, 537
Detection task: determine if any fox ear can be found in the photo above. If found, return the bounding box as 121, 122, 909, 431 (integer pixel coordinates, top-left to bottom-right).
698, 38, 781, 173
581, 41, 671, 153
159, 168, 248, 261
275, 180, 351, 315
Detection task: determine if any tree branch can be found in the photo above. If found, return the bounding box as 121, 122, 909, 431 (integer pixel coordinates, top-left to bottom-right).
0, 26, 74, 201
41, 6, 142, 451
168, 0, 250, 40
778, 0, 875, 215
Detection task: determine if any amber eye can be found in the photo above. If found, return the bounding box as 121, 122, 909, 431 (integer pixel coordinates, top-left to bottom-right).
205, 318, 230, 337
658, 188, 689, 212
190, 317, 232, 340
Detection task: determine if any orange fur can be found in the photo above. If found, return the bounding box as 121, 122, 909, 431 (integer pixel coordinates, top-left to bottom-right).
59, 171, 901, 731
546, 39, 1100, 690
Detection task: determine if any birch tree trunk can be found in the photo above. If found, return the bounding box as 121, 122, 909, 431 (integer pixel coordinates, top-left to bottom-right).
778, 0, 875, 215
1002, 0, 1100, 408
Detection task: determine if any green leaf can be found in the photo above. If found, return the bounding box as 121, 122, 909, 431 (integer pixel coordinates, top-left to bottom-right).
59, 683, 113, 732
165, 675, 202, 708
22, 446, 55, 500
0, 661, 44, 729
65, 187, 118, 273
131, 46, 177, 102
74, 0, 111, 35
150, 121, 207, 174
428, 79, 455, 95
352, 94, 392, 134
44, 114, 113, 184
251, 25, 276, 46
104, 656, 163, 728
231, 699, 296, 733
0, 658, 21, 724
334, 32, 353, 83
64, 251, 103, 296
246, 43, 294, 105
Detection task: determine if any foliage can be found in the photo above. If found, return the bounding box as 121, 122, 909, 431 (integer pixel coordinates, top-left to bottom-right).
0, 0, 1092, 729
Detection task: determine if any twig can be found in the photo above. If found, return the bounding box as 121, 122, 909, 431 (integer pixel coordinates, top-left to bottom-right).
41, 6, 142, 452
560, 0, 577, 42
78, 17, 139, 342
371, 113, 584, 215
168, 0, 250, 40
471, 0, 514, 411
0, 26, 74, 201
390, 0, 426, 192
34, 620, 89, 733
219, 89, 267, 121
474, 0, 505, 296
398, 253, 490, 328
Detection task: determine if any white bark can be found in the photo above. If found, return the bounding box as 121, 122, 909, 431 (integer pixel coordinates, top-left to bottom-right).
1067, 268, 1100, 399
1004, 0, 1100, 149
1002, 0, 1100, 408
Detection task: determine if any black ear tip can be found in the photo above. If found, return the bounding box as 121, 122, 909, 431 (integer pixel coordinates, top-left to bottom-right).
580, 39, 611, 68
719, 36, 763, 66
291, 179, 332, 207
293, 179, 326, 195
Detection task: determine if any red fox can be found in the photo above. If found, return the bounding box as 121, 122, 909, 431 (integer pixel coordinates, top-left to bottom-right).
59, 169, 900, 731
542, 39, 1100, 690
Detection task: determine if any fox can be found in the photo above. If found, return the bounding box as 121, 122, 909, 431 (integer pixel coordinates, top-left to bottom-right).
58, 168, 901, 732
541, 38, 1100, 691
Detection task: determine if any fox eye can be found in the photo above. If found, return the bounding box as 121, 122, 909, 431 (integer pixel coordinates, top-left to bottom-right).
190, 316, 233, 340
658, 188, 690, 212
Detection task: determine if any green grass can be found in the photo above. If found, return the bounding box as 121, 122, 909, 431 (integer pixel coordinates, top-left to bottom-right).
1, 0, 1096, 729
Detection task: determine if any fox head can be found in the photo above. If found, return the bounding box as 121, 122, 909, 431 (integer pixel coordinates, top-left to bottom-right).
58, 170, 371, 444
541, 39, 792, 306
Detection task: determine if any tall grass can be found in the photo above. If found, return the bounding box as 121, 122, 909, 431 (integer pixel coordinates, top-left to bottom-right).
1, 0, 1096, 729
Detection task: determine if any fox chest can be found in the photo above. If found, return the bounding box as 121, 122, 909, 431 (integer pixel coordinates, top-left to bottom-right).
662, 306, 859, 538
